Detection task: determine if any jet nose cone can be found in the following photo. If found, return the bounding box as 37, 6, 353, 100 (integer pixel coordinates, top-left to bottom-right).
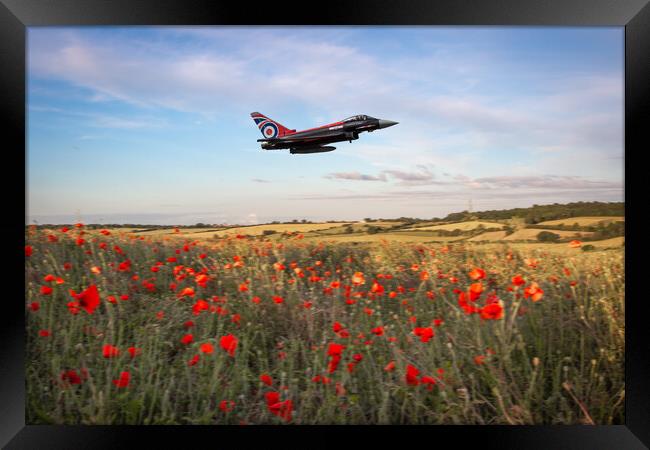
378, 119, 398, 129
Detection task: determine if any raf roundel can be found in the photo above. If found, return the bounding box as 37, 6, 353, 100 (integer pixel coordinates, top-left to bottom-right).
261, 122, 279, 138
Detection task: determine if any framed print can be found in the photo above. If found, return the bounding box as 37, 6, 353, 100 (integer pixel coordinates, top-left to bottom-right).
3, 0, 649, 448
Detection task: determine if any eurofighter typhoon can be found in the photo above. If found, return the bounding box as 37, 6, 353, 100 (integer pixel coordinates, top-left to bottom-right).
251, 112, 398, 154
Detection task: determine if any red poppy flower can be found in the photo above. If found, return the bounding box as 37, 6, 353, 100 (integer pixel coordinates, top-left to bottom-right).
266, 393, 293, 422
420, 376, 437, 390
25, 245, 33, 257
469, 268, 486, 280
327, 343, 345, 356
371, 280, 385, 294
40, 286, 53, 295
405, 364, 420, 386
469, 282, 484, 301
512, 275, 525, 286
74, 285, 100, 315
260, 374, 273, 386
66, 301, 80, 315
39, 329, 50, 337
112, 371, 130, 388
474, 355, 486, 365
480, 302, 504, 320
311, 375, 331, 384
384, 361, 396, 372
200, 343, 214, 354
220, 334, 238, 357
272, 296, 284, 304
351, 272, 365, 285
102, 344, 120, 358
219, 400, 235, 413
179, 333, 194, 345
61, 370, 82, 385
524, 282, 544, 302
29, 302, 40, 312
188, 354, 200, 366
327, 354, 341, 373
192, 299, 209, 315
128, 347, 141, 358
265, 391, 280, 405
371, 326, 384, 336
413, 327, 434, 343
178, 287, 195, 298
332, 322, 343, 332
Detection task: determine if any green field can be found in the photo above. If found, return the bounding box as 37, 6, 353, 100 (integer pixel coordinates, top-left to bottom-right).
25, 224, 624, 424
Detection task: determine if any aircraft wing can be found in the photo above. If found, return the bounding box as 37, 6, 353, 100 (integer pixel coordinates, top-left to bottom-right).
259, 131, 347, 143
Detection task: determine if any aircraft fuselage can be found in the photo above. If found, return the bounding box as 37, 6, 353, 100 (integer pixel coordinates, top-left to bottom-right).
252, 113, 398, 154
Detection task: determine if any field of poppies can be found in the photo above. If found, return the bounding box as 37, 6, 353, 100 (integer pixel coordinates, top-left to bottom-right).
24, 224, 625, 425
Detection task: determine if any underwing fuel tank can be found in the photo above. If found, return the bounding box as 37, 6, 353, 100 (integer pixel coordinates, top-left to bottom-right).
290, 146, 336, 154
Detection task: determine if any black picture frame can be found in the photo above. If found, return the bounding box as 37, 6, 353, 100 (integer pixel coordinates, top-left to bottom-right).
3, 0, 648, 448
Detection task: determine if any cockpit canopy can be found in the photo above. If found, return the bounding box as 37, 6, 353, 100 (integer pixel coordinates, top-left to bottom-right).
343, 114, 374, 122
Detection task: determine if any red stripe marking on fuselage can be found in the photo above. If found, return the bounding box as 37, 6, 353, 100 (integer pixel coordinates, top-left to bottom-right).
290, 120, 344, 135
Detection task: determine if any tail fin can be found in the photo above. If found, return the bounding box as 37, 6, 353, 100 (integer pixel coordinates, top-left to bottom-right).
251, 112, 295, 138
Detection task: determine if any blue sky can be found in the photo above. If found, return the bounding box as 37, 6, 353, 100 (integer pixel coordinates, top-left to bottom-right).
27, 27, 624, 225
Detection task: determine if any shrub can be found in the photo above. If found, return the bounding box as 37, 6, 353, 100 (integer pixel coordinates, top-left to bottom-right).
537, 231, 560, 242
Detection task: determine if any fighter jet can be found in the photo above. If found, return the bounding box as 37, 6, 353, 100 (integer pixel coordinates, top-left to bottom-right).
251, 112, 398, 154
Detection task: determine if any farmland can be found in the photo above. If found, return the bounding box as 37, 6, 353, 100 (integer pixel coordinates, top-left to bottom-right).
403, 221, 506, 232
25, 221, 624, 425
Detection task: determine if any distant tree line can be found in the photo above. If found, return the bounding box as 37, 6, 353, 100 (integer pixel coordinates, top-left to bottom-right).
480, 202, 622, 224
531, 220, 624, 241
